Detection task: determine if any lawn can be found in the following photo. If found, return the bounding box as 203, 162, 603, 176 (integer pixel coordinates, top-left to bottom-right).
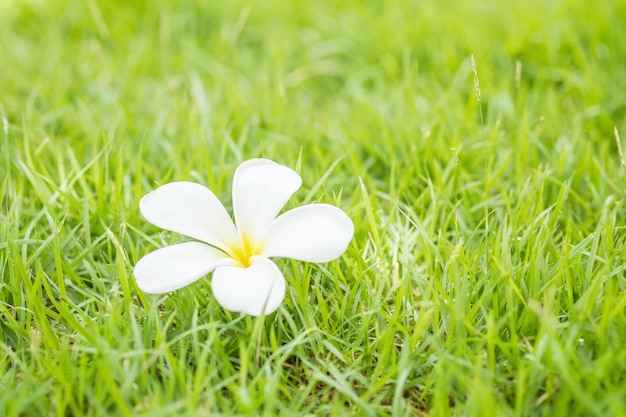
2, 0, 626, 415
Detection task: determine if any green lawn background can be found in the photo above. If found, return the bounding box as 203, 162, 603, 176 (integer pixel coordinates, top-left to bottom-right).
1, 0, 626, 415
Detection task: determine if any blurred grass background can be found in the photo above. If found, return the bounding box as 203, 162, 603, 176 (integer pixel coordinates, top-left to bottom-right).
1, 0, 626, 416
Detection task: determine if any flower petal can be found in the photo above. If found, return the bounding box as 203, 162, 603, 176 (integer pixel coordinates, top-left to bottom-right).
211, 256, 286, 316
261, 204, 354, 262
232, 159, 302, 245
140, 182, 239, 253
134, 242, 235, 293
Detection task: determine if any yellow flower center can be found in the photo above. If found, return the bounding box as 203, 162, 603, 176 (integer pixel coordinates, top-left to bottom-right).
230, 234, 261, 268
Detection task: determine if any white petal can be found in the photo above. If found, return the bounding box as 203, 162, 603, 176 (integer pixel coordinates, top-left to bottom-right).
232, 159, 302, 245
261, 204, 354, 262
211, 256, 286, 316
140, 182, 239, 253
134, 242, 235, 293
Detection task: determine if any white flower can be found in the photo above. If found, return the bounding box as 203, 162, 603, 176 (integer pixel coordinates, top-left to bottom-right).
133, 158, 354, 316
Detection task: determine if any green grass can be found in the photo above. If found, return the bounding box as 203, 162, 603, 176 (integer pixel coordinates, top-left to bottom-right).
2, 0, 626, 415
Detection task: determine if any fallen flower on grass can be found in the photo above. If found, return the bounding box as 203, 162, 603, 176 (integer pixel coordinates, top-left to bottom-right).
134, 158, 354, 316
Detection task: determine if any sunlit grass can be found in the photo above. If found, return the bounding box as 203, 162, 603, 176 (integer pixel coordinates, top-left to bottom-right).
2, 0, 626, 416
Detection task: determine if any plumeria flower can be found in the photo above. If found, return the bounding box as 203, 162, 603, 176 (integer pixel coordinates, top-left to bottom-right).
134, 159, 354, 316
